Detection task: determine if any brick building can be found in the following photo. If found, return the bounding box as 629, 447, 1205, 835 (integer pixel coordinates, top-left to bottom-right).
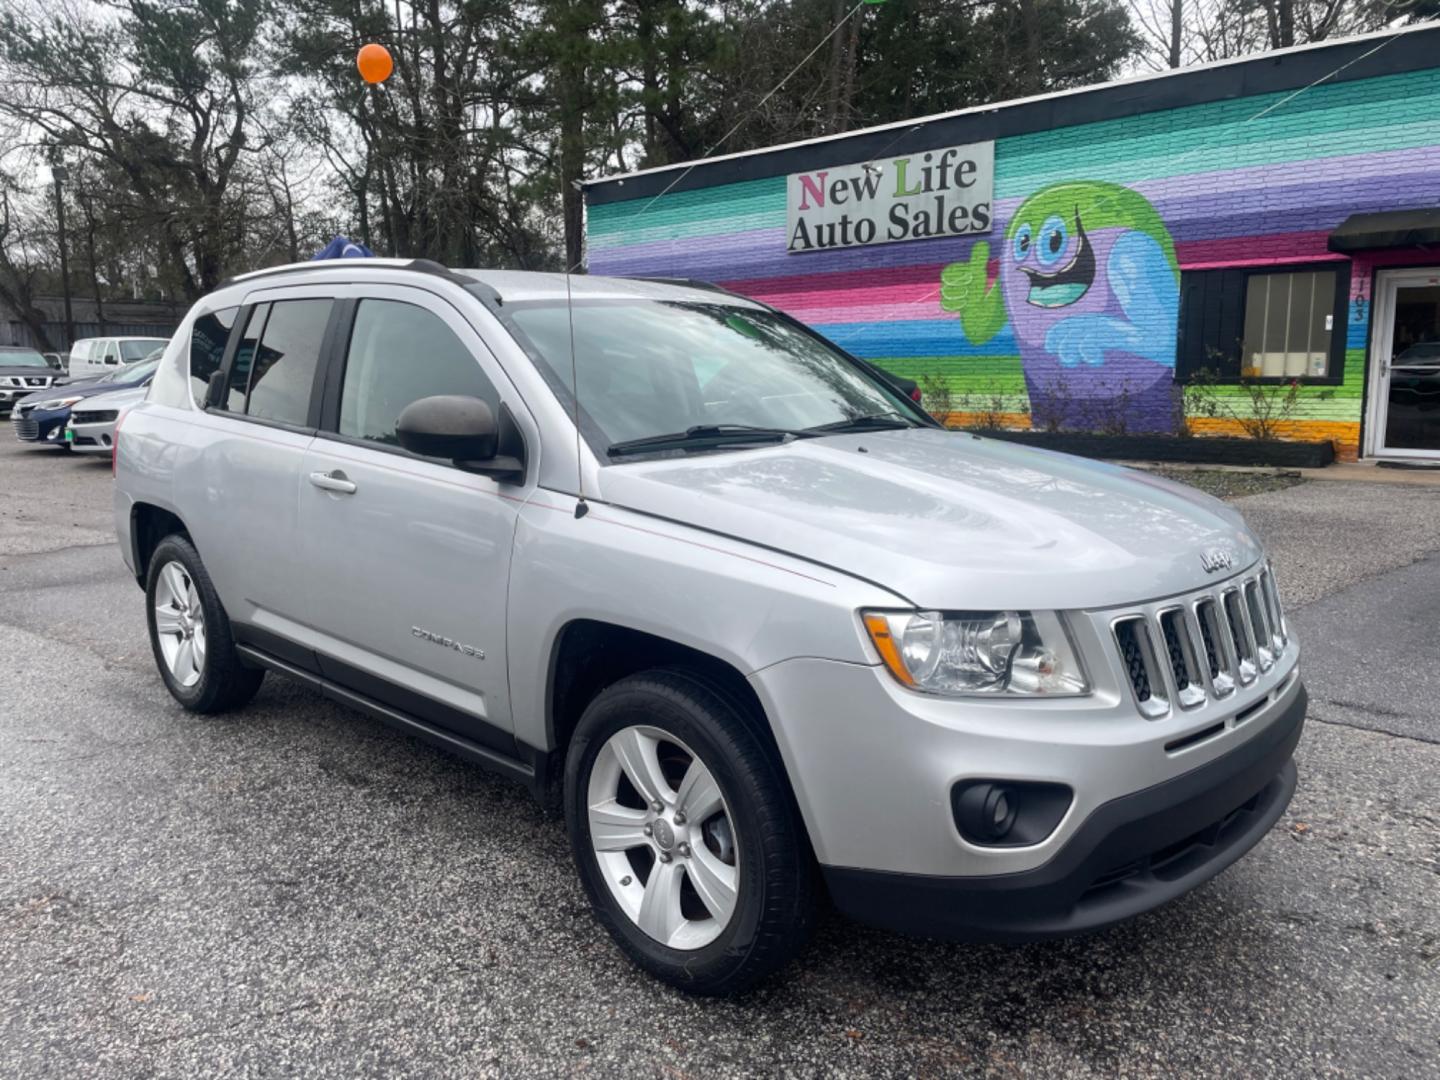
583, 25, 1440, 463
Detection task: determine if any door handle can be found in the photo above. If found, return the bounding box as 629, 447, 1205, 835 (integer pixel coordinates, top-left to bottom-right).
308, 469, 357, 494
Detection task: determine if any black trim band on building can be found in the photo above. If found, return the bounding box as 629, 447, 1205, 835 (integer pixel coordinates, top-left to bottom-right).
1328, 208, 1440, 253
585, 27, 1440, 207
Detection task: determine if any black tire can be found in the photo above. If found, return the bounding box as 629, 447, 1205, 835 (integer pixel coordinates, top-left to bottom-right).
145, 534, 264, 713
564, 668, 815, 995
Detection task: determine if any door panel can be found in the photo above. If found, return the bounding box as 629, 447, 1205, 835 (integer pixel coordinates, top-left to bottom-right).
298, 443, 520, 746
187, 290, 337, 652
190, 420, 316, 643
299, 288, 525, 745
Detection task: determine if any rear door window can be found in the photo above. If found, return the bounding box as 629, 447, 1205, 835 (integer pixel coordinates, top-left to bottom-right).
245, 300, 331, 425
223, 299, 332, 426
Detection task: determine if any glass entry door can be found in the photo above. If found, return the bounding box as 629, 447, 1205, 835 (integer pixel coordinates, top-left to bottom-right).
1369, 270, 1440, 458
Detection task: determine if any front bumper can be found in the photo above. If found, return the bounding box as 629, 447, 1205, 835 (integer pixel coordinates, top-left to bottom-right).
12, 408, 69, 443
66, 416, 118, 453
824, 684, 1303, 941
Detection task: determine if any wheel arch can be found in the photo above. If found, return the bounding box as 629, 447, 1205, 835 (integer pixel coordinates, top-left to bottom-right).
130, 502, 191, 586
541, 619, 794, 813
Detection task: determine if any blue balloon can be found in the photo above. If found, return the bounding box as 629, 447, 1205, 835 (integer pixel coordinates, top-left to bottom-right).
312, 236, 375, 260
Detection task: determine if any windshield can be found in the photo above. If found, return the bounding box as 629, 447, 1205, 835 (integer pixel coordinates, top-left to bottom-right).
121, 339, 167, 362
506, 300, 917, 453
0, 349, 49, 367
1396, 342, 1440, 365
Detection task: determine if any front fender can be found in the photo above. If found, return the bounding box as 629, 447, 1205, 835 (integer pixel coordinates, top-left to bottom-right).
506, 491, 905, 753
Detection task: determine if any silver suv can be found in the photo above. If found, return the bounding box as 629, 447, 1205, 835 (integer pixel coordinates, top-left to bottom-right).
114, 260, 1305, 994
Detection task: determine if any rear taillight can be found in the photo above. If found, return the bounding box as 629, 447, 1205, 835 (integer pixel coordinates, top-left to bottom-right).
112, 409, 126, 476
910, 386, 923, 403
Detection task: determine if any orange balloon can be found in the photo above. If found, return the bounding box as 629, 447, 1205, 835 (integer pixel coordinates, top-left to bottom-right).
357, 43, 393, 84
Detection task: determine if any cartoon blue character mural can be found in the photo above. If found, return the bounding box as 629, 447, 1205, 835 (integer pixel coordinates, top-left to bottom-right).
940, 180, 1181, 431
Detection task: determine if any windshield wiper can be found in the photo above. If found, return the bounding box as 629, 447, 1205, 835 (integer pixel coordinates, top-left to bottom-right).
802, 414, 918, 434
608, 424, 807, 458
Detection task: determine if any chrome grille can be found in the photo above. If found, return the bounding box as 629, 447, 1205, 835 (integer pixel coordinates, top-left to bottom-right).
13, 416, 39, 439
1221, 588, 1257, 685
1112, 565, 1287, 717
1115, 620, 1154, 701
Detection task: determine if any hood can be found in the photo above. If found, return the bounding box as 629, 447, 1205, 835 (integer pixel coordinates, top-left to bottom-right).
76, 386, 147, 409
596, 428, 1261, 610
0, 365, 57, 379
18, 378, 131, 407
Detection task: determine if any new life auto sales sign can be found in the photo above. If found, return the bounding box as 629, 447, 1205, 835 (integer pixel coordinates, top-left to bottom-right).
786, 142, 994, 253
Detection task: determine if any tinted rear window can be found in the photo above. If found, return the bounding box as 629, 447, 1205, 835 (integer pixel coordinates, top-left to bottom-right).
189, 308, 238, 407
243, 299, 332, 426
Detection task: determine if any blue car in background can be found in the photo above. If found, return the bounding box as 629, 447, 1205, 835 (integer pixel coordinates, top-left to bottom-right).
12, 353, 162, 449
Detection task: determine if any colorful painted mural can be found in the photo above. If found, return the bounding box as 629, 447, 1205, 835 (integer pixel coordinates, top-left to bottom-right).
586, 57, 1440, 459
939, 181, 1180, 432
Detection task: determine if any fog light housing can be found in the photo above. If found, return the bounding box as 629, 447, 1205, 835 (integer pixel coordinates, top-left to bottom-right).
951, 780, 1073, 848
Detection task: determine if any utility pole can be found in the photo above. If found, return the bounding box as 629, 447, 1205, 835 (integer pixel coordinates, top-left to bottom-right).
48, 149, 75, 349
1169, 0, 1182, 69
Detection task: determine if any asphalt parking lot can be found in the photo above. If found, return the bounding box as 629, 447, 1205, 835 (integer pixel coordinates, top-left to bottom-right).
2, 438, 1438, 1079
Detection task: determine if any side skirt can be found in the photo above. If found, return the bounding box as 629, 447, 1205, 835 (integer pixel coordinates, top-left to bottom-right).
235, 643, 548, 798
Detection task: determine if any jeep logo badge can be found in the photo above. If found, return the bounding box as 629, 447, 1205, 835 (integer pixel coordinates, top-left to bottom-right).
1199, 547, 1236, 574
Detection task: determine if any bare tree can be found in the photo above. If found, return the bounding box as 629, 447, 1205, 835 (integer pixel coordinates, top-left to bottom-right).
0, 0, 276, 298
0, 169, 56, 350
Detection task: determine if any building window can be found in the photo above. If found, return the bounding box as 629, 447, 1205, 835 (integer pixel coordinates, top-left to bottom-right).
1177, 263, 1349, 385
1240, 270, 1336, 379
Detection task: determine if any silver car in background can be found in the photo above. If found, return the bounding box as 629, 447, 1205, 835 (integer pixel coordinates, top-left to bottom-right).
112, 260, 1306, 995
66, 384, 148, 454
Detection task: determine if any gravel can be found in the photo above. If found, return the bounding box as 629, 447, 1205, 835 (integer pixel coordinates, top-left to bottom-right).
2, 437, 1438, 1078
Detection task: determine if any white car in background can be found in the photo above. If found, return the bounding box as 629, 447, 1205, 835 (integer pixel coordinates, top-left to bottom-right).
67, 335, 170, 380
64, 383, 149, 454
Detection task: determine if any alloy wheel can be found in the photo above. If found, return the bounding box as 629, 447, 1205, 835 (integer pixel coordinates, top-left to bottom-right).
153, 560, 206, 688
587, 725, 739, 950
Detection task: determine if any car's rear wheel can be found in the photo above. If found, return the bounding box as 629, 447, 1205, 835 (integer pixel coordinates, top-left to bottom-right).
145, 535, 264, 713
564, 669, 815, 994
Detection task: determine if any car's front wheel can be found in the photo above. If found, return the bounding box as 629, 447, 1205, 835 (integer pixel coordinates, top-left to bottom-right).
145, 535, 264, 713
565, 669, 815, 995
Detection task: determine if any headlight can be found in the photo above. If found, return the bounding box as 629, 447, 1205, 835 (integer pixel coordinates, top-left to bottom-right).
37, 396, 83, 410
862, 609, 1089, 697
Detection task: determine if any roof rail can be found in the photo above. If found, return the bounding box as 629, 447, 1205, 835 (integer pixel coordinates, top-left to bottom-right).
215, 257, 472, 293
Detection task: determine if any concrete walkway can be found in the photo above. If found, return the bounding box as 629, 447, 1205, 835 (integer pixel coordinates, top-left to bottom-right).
1119, 458, 1440, 486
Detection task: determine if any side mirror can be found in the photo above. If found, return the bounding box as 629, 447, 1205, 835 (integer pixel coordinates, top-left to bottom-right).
396, 395, 525, 483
